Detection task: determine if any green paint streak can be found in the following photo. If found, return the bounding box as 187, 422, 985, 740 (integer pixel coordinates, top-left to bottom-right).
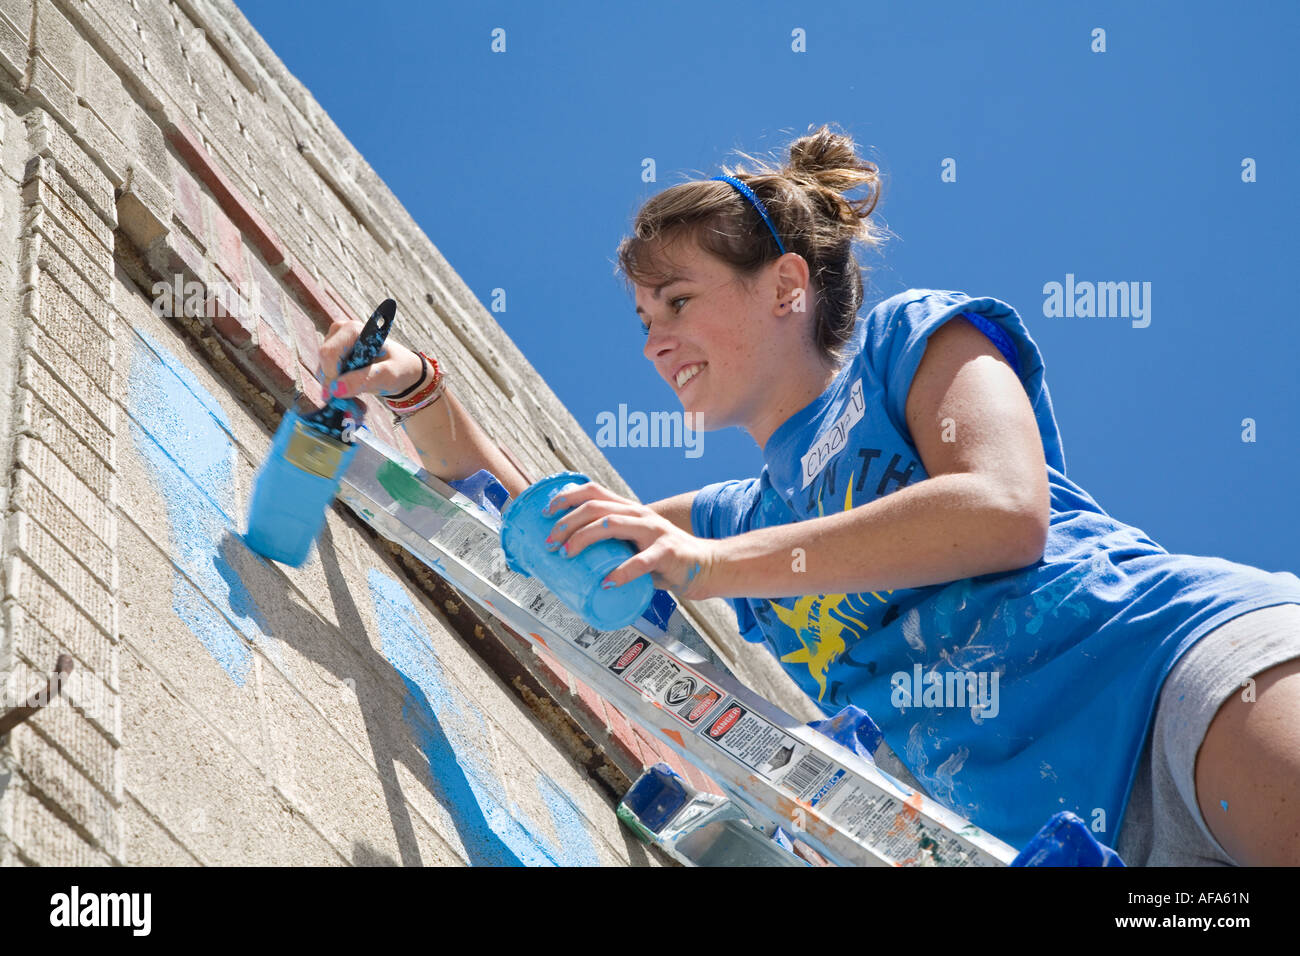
376, 459, 456, 516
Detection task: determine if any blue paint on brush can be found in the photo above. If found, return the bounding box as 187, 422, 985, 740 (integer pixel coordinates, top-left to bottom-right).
128, 330, 275, 684
368, 569, 601, 866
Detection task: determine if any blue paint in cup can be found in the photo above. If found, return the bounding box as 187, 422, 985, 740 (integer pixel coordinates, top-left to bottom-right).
501, 472, 653, 631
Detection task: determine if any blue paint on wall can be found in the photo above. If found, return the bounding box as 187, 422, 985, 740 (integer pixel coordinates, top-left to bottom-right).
368, 569, 602, 866
530, 774, 601, 867
127, 329, 275, 684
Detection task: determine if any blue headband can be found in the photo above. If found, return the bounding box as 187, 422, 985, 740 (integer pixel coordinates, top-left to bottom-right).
711, 174, 786, 256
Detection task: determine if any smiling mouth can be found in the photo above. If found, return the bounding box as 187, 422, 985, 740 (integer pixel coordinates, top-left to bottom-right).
674, 363, 706, 389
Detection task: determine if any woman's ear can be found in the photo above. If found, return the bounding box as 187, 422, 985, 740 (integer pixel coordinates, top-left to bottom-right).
773, 253, 811, 316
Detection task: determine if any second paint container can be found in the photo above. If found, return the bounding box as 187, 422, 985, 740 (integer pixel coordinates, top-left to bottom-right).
500, 472, 654, 631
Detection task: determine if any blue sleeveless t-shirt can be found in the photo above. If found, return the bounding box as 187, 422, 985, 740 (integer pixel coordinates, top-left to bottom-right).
690, 288, 1300, 851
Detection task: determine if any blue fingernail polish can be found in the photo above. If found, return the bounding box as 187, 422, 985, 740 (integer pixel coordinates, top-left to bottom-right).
601, 580, 615, 590
602, 518, 609, 528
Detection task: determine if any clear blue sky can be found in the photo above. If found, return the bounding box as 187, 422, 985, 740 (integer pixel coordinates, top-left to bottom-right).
237, 0, 1298, 573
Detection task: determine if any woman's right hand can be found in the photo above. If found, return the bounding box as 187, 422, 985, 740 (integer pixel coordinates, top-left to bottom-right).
318, 315, 426, 401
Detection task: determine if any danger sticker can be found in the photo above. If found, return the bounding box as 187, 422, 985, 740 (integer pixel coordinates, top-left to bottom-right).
622, 647, 723, 727
703, 697, 804, 780
609, 638, 648, 674
708, 704, 746, 738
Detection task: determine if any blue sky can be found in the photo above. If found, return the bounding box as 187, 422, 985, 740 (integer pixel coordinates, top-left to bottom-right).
238, 0, 1298, 573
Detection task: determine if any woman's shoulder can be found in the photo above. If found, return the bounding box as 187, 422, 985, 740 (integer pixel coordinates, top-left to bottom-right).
860, 288, 983, 336
854, 286, 1067, 474
853, 289, 973, 365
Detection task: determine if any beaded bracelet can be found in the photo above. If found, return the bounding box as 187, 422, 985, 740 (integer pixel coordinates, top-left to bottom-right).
386, 352, 447, 426
386, 361, 441, 411
384, 352, 439, 409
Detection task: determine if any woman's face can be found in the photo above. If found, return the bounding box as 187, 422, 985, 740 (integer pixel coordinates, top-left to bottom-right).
635, 240, 797, 433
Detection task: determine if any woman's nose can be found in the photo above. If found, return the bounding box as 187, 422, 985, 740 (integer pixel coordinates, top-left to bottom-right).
642, 326, 675, 361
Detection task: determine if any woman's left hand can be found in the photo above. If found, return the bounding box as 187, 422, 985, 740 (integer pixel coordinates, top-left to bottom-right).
541, 481, 720, 601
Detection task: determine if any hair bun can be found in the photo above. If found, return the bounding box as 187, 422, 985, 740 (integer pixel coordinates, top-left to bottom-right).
788, 124, 860, 176
784, 123, 881, 233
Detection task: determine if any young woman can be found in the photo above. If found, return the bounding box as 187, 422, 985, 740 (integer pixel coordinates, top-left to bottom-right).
321, 124, 1300, 866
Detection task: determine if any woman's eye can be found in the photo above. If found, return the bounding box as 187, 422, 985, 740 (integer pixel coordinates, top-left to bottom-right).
640, 298, 687, 335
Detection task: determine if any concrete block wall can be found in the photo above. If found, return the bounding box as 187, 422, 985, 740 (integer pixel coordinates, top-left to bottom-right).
0, 0, 822, 867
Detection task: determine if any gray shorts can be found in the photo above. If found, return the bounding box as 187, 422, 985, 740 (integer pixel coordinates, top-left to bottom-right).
1115, 601, 1300, 866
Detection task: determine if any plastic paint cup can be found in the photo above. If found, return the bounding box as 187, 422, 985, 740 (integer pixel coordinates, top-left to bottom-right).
500, 472, 654, 631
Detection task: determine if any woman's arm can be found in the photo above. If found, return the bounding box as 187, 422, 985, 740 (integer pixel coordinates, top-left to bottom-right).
701, 472, 1043, 599
544, 475, 1041, 602
318, 318, 531, 498
646, 490, 696, 534
400, 388, 532, 499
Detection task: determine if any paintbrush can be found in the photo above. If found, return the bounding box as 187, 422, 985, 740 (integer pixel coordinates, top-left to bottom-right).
244, 298, 397, 566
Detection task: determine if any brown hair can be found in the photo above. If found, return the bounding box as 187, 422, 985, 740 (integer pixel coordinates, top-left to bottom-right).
614, 123, 887, 366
